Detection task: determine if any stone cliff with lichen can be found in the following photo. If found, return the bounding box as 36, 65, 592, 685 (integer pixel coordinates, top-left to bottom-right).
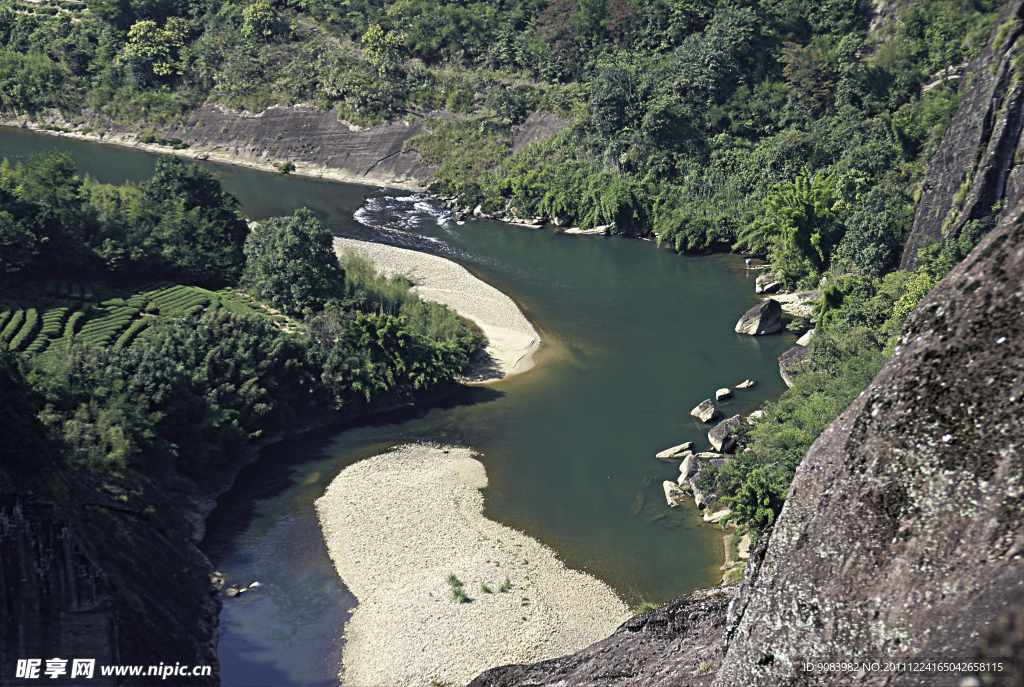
901, 0, 1024, 269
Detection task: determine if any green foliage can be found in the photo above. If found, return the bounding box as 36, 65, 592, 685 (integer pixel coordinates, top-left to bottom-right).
243, 208, 346, 317
241, 0, 276, 41
124, 17, 188, 79
738, 174, 841, 286
499, 576, 511, 592
723, 468, 786, 530
447, 573, 469, 603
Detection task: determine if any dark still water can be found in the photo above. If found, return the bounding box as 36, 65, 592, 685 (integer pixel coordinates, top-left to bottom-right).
2, 127, 795, 685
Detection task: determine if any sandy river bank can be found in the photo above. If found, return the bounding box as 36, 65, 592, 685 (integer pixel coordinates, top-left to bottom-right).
315, 444, 631, 687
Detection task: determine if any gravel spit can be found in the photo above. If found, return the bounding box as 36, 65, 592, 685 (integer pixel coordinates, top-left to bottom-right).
334, 238, 540, 383
315, 443, 630, 687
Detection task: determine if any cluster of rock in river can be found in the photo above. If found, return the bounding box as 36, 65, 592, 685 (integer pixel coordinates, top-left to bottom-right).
658, 379, 758, 520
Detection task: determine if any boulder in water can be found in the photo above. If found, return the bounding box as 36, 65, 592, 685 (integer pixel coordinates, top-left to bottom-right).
708, 415, 743, 453
690, 399, 717, 423
734, 299, 782, 335
656, 442, 694, 459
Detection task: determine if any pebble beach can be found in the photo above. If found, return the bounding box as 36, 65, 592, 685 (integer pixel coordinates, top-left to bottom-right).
315, 444, 631, 687
333, 237, 540, 383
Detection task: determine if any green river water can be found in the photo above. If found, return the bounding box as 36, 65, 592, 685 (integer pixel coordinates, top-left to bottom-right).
2, 127, 796, 686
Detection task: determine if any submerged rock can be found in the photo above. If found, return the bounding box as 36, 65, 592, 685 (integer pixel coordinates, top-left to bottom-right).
734, 299, 782, 335
662, 481, 687, 508
690, 399, 717, 423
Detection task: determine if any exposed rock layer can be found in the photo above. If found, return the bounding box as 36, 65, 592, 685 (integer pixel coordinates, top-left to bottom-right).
1, 469, 220, 686
901, 0, 1024, 269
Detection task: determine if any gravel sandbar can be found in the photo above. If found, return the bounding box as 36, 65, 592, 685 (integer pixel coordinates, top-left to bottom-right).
334, 238, 539, 383
315, 444, 630, 687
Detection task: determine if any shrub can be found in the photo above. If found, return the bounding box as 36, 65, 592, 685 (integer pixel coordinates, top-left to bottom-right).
446, 574, 469, 603
10, 309, 40, 351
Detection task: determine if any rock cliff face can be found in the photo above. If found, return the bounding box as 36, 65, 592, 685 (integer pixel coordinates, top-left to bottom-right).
901, 0, 1024, 269
6, 104, 567, 193
469, 585, 737, 687
1, 468, 220, 686
715, 197, 1024, 684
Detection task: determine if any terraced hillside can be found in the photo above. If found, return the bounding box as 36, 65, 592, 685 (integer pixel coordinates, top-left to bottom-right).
1, 279, 284, 367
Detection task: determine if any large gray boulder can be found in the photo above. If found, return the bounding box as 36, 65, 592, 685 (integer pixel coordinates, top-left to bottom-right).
734, 299, 782, 335
708, 415, 743, 453
715, 198, 1024, 685
690, 399, 717, 423
778, 345, 809, 387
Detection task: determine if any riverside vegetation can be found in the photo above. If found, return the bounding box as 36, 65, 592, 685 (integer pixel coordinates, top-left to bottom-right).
0, 0, 1011, 555
1, 150, 483, 495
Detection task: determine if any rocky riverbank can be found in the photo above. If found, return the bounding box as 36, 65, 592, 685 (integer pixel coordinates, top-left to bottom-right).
315, 444, 630, 687
334, 237, 540, 383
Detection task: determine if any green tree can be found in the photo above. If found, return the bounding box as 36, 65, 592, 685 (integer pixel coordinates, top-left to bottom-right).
124, 16, 188, 78
362, 24, 401, 79
724, 467, 787, 531
738, 174, 842, 283
243, 208, 346, 317
242, 0, 276, 41
142, 156, 249, 285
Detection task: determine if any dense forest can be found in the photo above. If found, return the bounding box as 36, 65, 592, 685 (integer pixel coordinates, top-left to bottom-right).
1, 150, 482, 497
0, 0, 1010, 536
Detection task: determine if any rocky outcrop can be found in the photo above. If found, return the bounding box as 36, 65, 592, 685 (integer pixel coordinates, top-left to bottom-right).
4, 103, 437, 190
734, 299, 782, 335
715, 388, 732, 401
690, 399, 718, 423
511, 112, 567, 155
656, 442, 694, 459
715, 199, 1024, 685
734, 379, 756, 389
469, 585, 738, 687
901, 0, 1024, 269
755, 272, 781, 294
779, 345, 810, 387
1, 468, 220, 686
708, 415, 743, 453
771, 290, 820, 318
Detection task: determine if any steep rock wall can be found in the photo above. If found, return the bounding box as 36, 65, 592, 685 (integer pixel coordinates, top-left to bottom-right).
468, 585, 737, 687
715, 199, 1024, 685
1, 468, 220, 686
901, 0, 1024, 269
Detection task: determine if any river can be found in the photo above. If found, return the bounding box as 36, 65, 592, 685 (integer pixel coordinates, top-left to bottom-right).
1, 127, 795, 686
